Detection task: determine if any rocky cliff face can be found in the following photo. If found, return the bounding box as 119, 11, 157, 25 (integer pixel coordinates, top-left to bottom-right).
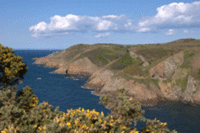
33, 40, 200, 106
149, 51, 184, 79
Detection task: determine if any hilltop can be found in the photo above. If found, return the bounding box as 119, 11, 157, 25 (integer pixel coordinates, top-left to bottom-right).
33, 38, 200, 106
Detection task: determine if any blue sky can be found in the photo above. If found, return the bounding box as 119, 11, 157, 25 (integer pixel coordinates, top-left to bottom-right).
0, 0, 199, 50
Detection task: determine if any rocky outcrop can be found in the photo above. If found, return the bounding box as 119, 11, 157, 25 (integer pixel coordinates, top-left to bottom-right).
51, 57, 100, 76
149, 51, 184, 79
182, 75, 198, 102
33, 56, 63, 68
82, 68, 163, 106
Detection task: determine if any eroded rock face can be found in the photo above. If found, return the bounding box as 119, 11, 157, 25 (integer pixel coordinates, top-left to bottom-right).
158, 81, 178, 100
83, 72, 159, 103
82, 70, 115, 91
183, 75, 197, 102
65, 57, 100, 76
149, 51, 184, 79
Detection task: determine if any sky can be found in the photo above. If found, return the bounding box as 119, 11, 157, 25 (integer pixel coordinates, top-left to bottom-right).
0, 0, 200, 50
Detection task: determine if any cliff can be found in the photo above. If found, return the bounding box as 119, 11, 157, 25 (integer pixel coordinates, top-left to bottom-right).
33, 39, 200, 106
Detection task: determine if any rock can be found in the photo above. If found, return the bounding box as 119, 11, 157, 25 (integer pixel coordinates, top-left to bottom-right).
149, 51, 184, 79
66, 57, 100, 76
183, 75, 197, 102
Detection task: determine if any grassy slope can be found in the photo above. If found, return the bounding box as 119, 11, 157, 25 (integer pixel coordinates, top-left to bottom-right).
56, 38, 200, 91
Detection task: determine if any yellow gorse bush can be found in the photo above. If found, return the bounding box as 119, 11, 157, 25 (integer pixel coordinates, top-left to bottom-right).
0, 44, 27, 88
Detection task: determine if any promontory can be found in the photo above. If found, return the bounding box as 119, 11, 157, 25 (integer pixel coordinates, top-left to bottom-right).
33, 38, 200, 107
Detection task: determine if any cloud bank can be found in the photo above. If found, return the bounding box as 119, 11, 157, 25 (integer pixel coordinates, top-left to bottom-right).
138, 1, 200, 31
30, 1, 200, 38
30, 14, 134, 37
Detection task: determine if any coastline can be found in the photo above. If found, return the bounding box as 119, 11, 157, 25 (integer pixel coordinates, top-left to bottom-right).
32, 54, 200, 108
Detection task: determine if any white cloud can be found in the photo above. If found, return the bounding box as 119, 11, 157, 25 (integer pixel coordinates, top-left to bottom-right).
138, 1, 200, 32
30, 14, 134, 37
95, 32, 110, 38
30, 1, 200, 38
183, 29, 189, 33
165, 29, 175, 35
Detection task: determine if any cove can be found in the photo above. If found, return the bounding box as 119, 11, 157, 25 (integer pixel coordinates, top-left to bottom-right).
14, 50, 200, 133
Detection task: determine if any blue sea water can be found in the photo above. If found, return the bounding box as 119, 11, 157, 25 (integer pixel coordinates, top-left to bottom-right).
13, 50, 200, 133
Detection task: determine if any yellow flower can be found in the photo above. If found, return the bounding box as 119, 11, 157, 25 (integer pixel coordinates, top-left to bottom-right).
90, 124, 94, 128
121, 131, 125, 133
43, 125, 46, 130
38, 127, 42, 131
43, 110, 45, 112
122, 126, 126, 129
34, 125, 37, 128
151, 131, 155, 133
146, 128, 150, 132
56, 117, 59, 123
67, 122, 71, 126
101, 112, 104, 116
82, 108, 84, 112
1, 131, 6, 133
98, 118, 102, 123
129, 98, 132, 101
59, 123, 64, 127
94, 117, 97, 120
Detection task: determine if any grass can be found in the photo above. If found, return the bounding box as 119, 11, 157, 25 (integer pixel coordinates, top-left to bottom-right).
109, 53, 135, 70
51, 44, 94, 62
171, 74, 189, 92
180, 51, 195, 69
75, 46, 127, 67
123, 64, 146, 76
135, 47, 177, 63
113, 71, 134, 81
131, 77, 156, 90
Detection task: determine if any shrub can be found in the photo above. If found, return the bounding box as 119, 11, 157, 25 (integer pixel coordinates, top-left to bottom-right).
0, 44, 28, 89
0, 87, 178, 133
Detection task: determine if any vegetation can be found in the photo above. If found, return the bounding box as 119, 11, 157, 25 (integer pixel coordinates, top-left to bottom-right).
0, 44, 178, 132
123, 65, 145, 77
181, 51, 195, 69
110, 53, 135, 70
76, 47, 127, 67
0, 44, 28, 89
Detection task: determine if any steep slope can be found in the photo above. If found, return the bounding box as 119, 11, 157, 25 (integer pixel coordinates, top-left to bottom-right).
33, 39, 200, 106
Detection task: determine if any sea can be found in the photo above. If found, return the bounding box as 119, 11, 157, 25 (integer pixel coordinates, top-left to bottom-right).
12, 50, 200, 133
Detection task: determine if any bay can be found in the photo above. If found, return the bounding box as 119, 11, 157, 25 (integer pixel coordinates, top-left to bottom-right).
13, 50, 200, 133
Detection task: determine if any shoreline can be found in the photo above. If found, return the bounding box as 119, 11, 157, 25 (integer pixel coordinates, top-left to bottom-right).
33, 59, 200, 108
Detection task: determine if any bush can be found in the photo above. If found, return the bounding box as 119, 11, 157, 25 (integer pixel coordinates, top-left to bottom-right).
0, 44, 28, 89
0, 87, 178, 133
